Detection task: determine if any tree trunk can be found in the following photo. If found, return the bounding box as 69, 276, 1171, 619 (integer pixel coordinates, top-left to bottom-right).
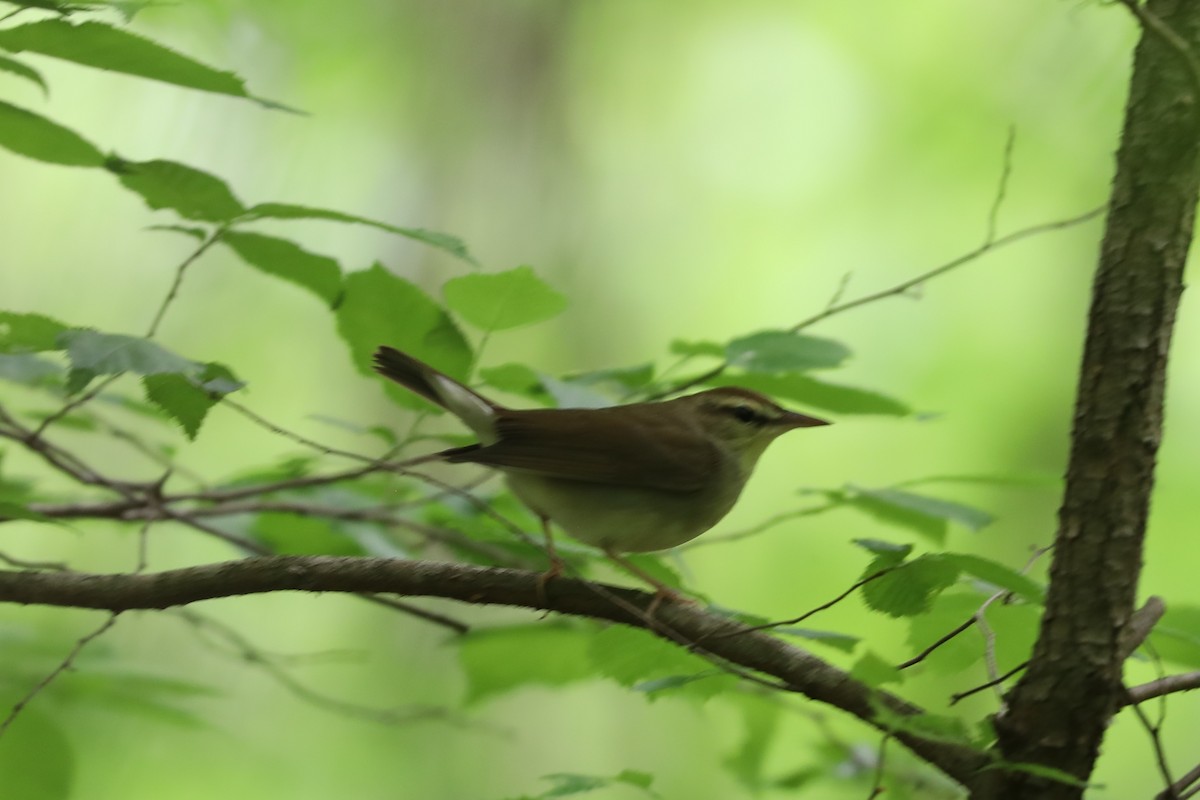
974, 1, 1200, 797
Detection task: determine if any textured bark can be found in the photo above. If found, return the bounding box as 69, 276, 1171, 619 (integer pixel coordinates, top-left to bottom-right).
975, 1, 1200, 797
0, 555, 989, 784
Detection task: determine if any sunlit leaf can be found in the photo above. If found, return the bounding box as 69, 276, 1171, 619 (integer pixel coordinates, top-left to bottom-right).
726, 330, 850, 372
220, 230, 342, 306
443, 266, 567, 331
0, 100, 103, 166
241, 202, 478, 265
106, 157, 244, 222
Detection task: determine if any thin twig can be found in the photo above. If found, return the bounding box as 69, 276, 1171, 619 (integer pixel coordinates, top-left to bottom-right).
898, 544, 1051, 671
948, 660, 1028, 705
173, 609, 466, 725
647, 199, 1103, 399
31, 374, 119, 440
985, 126, 1017, 245
1157, 763, 1200, 800
704, 566, 899, 643
868, 733, 891, 799
146, 226, 225, 338
1130, 700, 1177, 798
0, 551, 68, 571
0, 614, 120, 737
677, 498, 841, 551
897, 617, 977, 670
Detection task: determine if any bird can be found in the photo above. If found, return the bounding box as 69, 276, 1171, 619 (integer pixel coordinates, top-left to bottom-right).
373, 345, 829, 600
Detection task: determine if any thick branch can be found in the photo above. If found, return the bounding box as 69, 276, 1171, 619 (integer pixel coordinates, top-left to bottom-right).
980, 2, 1200, 797
0, 556, 989, 786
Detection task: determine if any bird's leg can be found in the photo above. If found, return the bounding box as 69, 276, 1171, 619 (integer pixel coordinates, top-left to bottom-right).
602, 546, 692, 615
535, 516, 563, 609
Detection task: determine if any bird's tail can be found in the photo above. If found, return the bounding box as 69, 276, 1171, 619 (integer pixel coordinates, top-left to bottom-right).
372, 346, 498, 442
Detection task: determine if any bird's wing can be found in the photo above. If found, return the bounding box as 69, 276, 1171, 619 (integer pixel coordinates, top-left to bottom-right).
442, 407, 718, 492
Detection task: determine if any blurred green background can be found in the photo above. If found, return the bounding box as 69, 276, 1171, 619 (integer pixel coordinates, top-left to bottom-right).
1, 1, 1197, 798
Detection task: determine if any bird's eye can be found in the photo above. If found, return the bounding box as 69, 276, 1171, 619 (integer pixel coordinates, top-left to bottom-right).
731, 404, 761, 424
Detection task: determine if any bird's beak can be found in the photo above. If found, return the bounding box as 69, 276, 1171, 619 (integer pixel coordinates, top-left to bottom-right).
777, 411, 831, 429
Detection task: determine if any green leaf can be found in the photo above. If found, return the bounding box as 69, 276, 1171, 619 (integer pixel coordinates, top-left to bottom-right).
0, 500, 54, 523
723, 693, 782, 790
219, 230, 342, 306
726, 330, 850, 372
251, 512, 365, 556
705, 372, 910, 416
522, 770, 658, 799
853, 538, 914, 558
1149, 604, 1200, 668
587, 626, 709, 691
669, 339, 724, 359
940, 553, 1044, 604
853, 538, 914, 575
0, 311, 68, 353
906, 593, 989, 675
980, 761, 1091, 788
336, 264, 472, 408
566, 363, 656, 393
870, 703, 977, 746
0, 100, 103, 167
58, 329, 196, 377
479, 363, 546, 399
773, 627, 860, 653
147, 224, 208, 240
539, 375, 614, 409
142, 363, 241, 440
106, 157, 244, 222
443, 266, 567, 331
0, 353, 60, 386
850, 650, 902, 687
861, 554, 961, 617
458, 624, 593, 704
241, 202, 478, 265
0, 709, 73, 800
0, 54, 48, 95
0, 20, 284, 109
843, 486, 993, 546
